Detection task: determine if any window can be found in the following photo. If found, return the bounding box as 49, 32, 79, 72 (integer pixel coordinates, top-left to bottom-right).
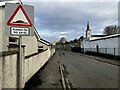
9, 37, 18, 46
38, 46, 44, 52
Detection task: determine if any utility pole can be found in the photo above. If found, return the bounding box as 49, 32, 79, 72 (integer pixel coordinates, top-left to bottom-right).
83, 28, 85, 54
83, 28, 84, 38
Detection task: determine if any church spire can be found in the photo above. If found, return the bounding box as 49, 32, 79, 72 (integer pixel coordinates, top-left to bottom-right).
86, 21, 91, 39
87, 21, 91, 31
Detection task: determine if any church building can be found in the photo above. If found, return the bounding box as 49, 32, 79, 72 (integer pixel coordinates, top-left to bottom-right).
81, 21, 120, 56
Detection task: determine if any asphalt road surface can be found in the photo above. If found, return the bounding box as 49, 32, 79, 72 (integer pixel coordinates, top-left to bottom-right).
59, 51, 119, 88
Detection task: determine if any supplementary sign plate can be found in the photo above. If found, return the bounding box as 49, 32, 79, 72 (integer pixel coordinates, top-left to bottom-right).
10, 27, 29, 36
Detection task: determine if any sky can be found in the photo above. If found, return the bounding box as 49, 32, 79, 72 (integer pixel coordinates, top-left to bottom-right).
21, 0, 118, 43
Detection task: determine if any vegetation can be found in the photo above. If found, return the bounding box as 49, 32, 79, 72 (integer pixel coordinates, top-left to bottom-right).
103, 25, 120, 35
56, 36, 83, 50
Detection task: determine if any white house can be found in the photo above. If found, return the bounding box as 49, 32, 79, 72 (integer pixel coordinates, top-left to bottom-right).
81, 21, 120, 56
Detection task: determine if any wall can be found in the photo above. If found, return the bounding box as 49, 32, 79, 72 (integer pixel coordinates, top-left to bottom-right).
22, 35, 38, 56
0, 56, 2, 90
0, 51, 18, 88
83, 36, 120, 56
38, 41, 49, 50
24, 47, 55, 87
0, 47, 55, 89
24, 48, 51, 83
0, 7, 2, 52
0, 7, 9, 52
118, 37, 120, 56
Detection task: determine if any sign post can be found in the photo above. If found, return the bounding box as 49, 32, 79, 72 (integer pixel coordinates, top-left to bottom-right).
19, 36, 22, 89
52, 40, 56, 46
5, 3, 34, 89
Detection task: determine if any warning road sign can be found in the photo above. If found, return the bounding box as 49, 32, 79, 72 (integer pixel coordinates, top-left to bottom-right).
5, 3, 34, 36
53, 40, 56, 46
7, 5, 33, 27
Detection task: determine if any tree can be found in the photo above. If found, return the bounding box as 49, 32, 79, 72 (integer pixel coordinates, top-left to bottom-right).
78, 36, 84, 41
65, 41, 69, 44
103, 25, 120, 35
58, 37, 67, 44
73, 39, 78, 43
70, 40, 74, 44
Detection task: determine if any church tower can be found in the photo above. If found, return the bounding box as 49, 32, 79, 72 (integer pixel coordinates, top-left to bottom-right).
86, 21, 91, 39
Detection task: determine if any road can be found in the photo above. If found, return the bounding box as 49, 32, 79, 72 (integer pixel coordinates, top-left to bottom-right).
59, 51, 119, 88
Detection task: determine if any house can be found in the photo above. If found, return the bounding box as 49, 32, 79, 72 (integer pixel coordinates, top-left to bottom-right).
0, 1, 55, 89
0, 1, 51, 56
81, 21, 120, 56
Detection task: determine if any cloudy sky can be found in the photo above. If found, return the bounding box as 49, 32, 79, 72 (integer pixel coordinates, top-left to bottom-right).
22, 0, 118, 42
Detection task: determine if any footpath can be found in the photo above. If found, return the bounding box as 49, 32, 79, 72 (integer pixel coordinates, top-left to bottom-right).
74, 52, 120, 67
24, 52, 63, 89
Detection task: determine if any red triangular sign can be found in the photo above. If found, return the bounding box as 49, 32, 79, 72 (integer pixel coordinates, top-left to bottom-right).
7, 5, 33, 27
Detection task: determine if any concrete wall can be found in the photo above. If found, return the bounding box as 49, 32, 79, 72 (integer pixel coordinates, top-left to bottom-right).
0, 56, 2, 90
38, 41, 49, 50
0, 51, 18, 89
24, 47, 55, 87
0, 7, 2, 52
24, 48, 52, 83
2, 54, 18, 88
0, 47, 55, 89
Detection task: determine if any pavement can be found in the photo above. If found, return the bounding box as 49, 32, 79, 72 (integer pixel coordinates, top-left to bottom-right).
59, 51, 119, 88
24, 52, 62, 89
78, 52, 120, 67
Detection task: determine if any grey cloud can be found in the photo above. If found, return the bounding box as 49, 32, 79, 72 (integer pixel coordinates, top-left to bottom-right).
24, 2, 118, 42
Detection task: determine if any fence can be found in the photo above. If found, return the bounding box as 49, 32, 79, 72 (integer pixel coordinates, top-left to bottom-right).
84, 48, 119, 56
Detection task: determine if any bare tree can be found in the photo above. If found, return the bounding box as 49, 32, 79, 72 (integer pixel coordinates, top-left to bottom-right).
103, 25, 120, 35
58, 37, 67, 44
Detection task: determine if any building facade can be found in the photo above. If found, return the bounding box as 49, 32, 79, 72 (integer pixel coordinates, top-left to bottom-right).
81, 21, 120, 56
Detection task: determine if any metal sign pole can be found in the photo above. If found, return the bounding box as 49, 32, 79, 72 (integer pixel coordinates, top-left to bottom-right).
19, 36, 22, 89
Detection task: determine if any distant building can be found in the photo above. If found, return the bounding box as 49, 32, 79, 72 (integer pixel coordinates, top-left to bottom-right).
81, 21, 120, 56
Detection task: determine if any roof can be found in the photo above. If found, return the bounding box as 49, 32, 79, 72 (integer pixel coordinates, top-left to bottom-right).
40, 38, 51, 44
91, 35, 108, 37
33, 27, 51, 46
38, 39, 51, 46
90, 34, 120, 42
33, 27, 41, 40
